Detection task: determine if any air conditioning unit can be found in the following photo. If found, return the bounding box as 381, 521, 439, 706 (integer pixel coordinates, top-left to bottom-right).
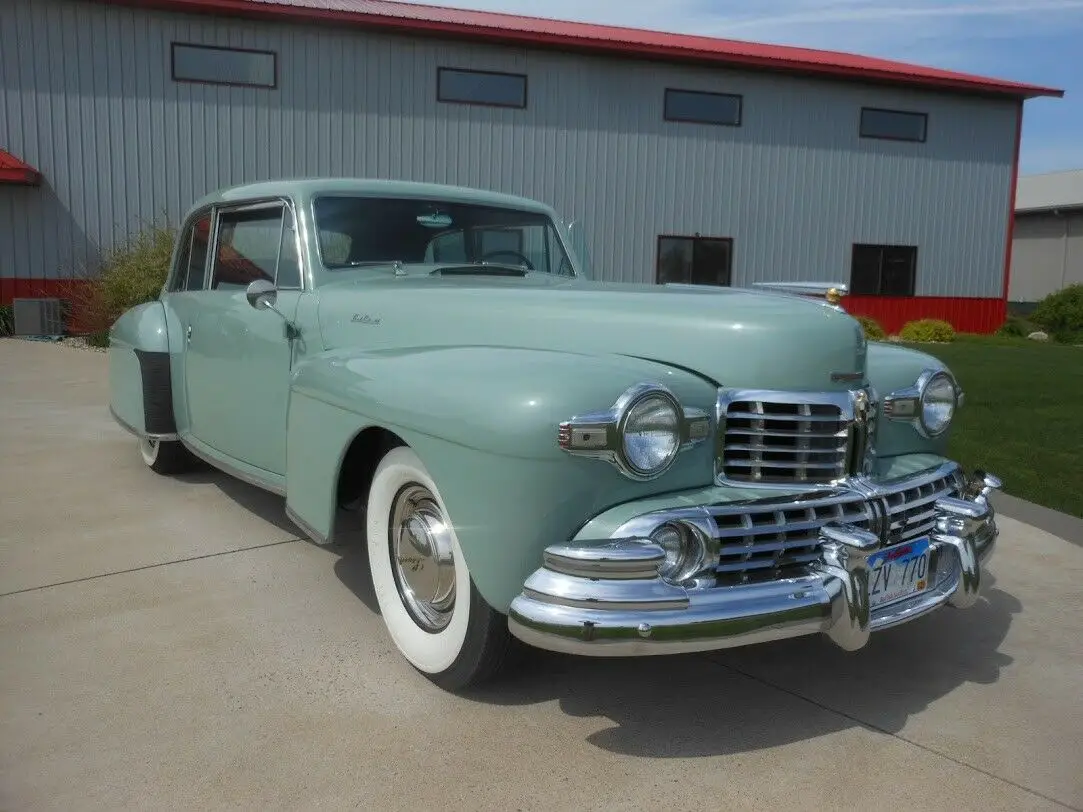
13, 298, 65, 337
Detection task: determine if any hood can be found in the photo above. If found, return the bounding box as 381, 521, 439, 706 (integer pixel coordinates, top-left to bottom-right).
313, 271, 867, 392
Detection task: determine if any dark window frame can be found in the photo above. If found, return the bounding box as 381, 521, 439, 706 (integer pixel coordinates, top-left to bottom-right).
170, 41, 278, 89
859, 106, 928, 143
436, 66, 528, 109
849, 243, 918, 297
655, 234, 735, 287
663, 88, 743, 127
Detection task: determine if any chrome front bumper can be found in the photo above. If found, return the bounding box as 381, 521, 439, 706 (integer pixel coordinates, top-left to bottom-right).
507, 472, 1000, 657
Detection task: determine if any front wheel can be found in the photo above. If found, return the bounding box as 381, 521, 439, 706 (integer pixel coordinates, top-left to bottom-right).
366, 446, 512, 691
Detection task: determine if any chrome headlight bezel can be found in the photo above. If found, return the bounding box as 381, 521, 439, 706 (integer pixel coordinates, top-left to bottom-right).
883, 368, 961, 438
558, 382, 712, 481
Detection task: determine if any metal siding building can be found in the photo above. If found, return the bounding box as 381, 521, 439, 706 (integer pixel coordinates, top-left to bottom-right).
0, 0, 1063, 333
1008, 169, 1083, 305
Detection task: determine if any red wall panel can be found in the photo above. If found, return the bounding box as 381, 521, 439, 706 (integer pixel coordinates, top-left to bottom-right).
2, 279, 1010, 336
843, 295, 1007, 335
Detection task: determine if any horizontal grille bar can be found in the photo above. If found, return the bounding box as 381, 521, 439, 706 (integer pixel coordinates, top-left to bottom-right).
719, 393, 854, 485
703, 468, 961, 584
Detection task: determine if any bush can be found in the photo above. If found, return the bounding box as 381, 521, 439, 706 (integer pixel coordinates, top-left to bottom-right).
996, 315, 1039, 338
854, 315, 887, 341
62, 220, 177, 336
899, 318, 955, 343
1031, 284, 1083, 344
0, 304, 12, 336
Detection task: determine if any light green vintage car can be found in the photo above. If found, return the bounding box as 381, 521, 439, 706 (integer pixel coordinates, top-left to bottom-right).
108, 178, 1001, 691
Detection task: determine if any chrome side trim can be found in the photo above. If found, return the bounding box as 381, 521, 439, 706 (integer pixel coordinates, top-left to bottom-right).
109, 405, 179, 442
285, 504, 331, 545
179, 437, 287, 496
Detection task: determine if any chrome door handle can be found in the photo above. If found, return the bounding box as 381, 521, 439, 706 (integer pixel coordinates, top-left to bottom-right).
186, 324, 193, 343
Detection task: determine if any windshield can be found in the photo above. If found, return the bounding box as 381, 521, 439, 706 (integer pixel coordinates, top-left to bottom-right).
312, 195, 576, 275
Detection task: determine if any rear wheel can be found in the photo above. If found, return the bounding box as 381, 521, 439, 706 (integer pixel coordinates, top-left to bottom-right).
366, 446, 512, 691
139, 436, 196, 475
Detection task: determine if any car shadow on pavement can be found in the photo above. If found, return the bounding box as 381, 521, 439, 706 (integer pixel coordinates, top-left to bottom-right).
188, 468, 1022, 759
172, 467, 303, 537
458, 572, 1021, 758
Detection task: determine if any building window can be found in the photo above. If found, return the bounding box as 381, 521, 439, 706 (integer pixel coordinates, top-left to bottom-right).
664, 89, 742, 126
850, 244, 917, 296
657, 236, 733, 286
171, 43, 277, 89
437, 68, 527, 108
859, 107, 927, 142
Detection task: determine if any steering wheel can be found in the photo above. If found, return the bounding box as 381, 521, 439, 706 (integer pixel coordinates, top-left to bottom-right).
479, 249, 535, 270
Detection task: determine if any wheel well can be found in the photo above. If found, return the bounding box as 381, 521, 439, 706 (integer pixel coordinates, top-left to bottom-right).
335, 426, 406, 513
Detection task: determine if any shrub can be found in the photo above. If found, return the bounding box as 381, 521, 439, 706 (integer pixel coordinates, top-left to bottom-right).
1030, 284, 1083, 344
62, 220, 177, 337
0, 304, 12, 336
996, 315, 1039, 338
899, 318, 955, 343
854, 315, 886, 341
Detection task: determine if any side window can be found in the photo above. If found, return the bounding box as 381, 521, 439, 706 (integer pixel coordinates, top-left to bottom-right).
211, 206, 284, 290
172, 212, 212, 291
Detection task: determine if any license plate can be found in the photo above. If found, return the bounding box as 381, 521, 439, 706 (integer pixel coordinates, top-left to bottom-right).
867, 537, 931, 609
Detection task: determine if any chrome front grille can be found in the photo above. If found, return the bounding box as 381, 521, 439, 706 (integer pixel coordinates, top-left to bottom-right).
705, 466, 963, 585
716, 388, 875, 487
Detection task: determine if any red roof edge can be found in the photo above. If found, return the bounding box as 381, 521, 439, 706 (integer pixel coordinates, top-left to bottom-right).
95, 0, 1065, 100
0, 149, 42, 186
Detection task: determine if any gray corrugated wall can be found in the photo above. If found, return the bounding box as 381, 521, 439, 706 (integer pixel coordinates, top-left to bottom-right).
2, 0, 1018, 296
1009, 211, 1083, 302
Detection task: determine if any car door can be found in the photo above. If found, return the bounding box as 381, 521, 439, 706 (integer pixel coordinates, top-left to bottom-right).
183, 199, 304, 476
161, 207, 215, 437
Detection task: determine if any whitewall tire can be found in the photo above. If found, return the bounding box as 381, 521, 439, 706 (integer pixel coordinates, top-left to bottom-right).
139, 436, 196, 475
366, 446, 512, 690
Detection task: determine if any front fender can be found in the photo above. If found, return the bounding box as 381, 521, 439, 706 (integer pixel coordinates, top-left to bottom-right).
284, 345, 719, 611
866, 341, 953, 459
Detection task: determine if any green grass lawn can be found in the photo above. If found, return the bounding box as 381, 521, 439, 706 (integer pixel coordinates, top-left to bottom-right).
899, 336, 1083, 519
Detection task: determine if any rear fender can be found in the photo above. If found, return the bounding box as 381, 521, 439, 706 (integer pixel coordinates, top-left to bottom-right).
284, 345, 719, 611
108, 300, 175, 438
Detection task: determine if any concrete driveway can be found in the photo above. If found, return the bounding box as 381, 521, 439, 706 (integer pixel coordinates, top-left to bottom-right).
2, 338, 1081, 811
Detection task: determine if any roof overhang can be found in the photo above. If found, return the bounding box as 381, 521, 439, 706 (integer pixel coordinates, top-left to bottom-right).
0, 149, 42, 186
90, 0, 1065, 100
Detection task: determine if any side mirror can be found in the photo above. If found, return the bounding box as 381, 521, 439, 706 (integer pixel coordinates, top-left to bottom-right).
246, 279, 278, 310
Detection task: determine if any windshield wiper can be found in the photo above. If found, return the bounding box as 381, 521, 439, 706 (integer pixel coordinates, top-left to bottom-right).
430, 263, 529, 277
336, 260, 407, 268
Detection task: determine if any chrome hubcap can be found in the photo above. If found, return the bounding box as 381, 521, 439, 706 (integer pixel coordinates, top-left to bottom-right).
389, 484, 456, 632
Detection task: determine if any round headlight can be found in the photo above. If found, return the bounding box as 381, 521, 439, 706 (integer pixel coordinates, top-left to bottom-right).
620, 391, 681, 477
920, 371, 957, 436
650, 522, 706, 583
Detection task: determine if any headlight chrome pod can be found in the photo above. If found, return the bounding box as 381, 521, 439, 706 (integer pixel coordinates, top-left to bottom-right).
558, 382, 712, 481
883, 368, 962, 438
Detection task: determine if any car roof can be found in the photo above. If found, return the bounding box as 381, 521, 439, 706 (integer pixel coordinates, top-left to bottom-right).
187, 177, 557, 216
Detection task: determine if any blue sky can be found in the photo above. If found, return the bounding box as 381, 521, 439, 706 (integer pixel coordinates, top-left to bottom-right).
402, 0, 1082, 175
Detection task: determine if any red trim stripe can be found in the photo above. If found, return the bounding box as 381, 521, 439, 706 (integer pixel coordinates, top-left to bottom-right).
842, 296, 1006, 335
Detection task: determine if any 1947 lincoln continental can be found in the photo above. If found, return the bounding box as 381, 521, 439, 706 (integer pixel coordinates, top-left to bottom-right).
108, 178, 1001, 691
